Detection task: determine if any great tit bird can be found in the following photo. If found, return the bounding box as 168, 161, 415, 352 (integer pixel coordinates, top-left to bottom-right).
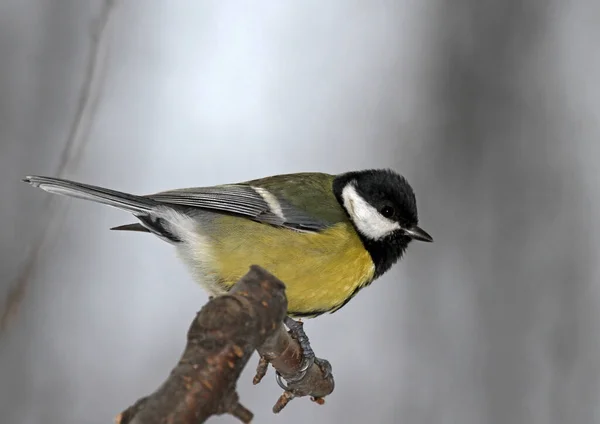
23, 169, 432, 376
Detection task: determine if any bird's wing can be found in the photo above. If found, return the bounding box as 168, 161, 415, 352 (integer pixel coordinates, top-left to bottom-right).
146, 173, 348, 232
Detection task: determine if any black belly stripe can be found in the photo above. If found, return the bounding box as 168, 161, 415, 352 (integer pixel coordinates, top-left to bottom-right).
327, 281, 370, 314
287, 278, 375, 318
288, 309, 329, 319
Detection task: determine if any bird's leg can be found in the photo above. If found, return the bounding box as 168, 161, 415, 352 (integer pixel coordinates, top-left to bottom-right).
284, 316, 332, 379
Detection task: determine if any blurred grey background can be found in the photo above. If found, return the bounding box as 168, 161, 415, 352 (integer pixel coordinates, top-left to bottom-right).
1, 1, 599, 423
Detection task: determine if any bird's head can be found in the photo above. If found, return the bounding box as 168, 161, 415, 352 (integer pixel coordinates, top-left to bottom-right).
333, 168, 432, 277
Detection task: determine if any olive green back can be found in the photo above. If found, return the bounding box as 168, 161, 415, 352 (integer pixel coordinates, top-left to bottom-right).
243, 172, 349, 226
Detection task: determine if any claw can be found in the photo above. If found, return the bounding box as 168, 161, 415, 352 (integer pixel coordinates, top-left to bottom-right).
275, 370, 298, 391
314, 357, 332, 379
274, 316, 332, 390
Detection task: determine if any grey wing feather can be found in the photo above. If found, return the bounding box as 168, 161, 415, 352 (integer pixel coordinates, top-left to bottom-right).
147, 185, 329, 232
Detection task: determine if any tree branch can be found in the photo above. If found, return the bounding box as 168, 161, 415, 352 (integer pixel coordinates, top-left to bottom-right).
115, 265, 334, 423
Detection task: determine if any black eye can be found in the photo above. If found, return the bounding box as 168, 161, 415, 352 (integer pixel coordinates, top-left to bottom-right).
380, 205, 395, 218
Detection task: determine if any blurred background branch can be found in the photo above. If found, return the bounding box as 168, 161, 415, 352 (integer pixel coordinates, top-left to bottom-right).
0, 0, 117, 331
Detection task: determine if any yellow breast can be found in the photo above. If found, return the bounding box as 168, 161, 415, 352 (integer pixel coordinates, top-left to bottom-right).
199, 216, 375, 316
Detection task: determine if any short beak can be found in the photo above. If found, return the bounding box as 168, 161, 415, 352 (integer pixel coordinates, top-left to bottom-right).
404, 225, 433, 243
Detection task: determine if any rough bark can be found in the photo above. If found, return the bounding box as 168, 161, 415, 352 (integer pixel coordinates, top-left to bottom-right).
116, 265, 334, 423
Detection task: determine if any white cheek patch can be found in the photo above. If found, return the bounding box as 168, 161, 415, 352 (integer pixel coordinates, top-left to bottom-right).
341, 184, 401, 240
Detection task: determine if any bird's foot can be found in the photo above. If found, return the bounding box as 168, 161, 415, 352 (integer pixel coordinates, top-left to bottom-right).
283, 316, 332, 379
313, 357, 332, 378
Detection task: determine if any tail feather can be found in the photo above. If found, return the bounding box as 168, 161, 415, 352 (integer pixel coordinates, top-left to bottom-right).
110, 223, 151, 233
22, 175, 158, 214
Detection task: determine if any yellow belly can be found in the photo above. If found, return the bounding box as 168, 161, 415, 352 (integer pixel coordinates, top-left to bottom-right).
200, 216, 375, 316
